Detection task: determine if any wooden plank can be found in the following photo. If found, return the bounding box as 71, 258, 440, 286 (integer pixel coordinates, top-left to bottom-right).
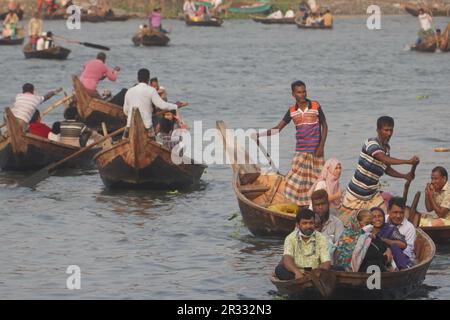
239, 185, 270, 194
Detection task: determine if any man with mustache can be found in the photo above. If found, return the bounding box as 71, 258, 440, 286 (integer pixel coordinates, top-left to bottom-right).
339, 116, 419, 225
275, 209, 331, 280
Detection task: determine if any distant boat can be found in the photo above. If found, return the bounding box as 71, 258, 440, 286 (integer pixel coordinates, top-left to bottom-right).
185, 16, 224, 26
23, 44, 71, 60
251, 15, 295, 24
0, 36, 24, 45
132, 32, 170, 47
227, 2, 272, 14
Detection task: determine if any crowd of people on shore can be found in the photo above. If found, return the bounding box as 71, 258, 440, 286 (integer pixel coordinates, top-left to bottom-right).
254, 80, 448, 279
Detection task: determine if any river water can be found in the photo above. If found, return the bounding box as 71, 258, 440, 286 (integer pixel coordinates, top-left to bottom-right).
0, 16, 449, 299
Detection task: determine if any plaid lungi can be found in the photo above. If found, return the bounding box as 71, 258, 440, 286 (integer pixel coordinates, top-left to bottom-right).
284, 152, 324, 207
338, 191, 387, 226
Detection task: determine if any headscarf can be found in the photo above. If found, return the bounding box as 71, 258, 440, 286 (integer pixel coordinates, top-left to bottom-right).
309, 157, 342, 207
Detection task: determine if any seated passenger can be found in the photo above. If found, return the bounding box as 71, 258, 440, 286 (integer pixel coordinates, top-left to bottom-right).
267, 10, 283, 19
334, 209, 373, 271
60, 107, 92, 147
48, 121, 61, 142
274, 208, 331, 280
28, 110, 51, 138
285, 9, 295, 18
370, 207, 410, 270
386, 197, 416, 265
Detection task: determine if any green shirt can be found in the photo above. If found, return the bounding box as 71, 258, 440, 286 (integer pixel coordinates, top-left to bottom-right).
283, 230, 331, 270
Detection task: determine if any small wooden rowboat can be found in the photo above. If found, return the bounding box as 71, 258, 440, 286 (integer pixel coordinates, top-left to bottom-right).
185, 16, 224, 27
23, 43, 71, 60
271, 228, 435, 299
93, 110, 207, 189
0, 108, 97, 170
132, 32, 170, 47
420, 226, 450, 243
401, 3, 450, 17
251, 15, 295, 24
0, 37, 24, 45
73, 76, 126, 132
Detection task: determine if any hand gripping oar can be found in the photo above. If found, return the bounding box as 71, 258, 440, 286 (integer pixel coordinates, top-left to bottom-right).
403, 163, 418, 204
53, 35, 110, 51
18, 126, 125, 188
254, 136, 279, 174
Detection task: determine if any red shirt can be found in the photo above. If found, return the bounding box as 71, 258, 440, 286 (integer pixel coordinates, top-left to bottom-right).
29, 122, 51, 138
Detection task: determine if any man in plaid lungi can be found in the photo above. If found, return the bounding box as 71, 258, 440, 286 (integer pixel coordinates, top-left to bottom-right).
256, 81, 328, 208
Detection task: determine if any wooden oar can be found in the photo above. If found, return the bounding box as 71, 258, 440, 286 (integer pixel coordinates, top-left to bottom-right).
18, 126, 125, 188
255, 137, 279, 174
53, 35, 110, 51
0, 88, 65, 130
408, 191, 422, 227
308, 269, 336, 298
403, 163, 418, 204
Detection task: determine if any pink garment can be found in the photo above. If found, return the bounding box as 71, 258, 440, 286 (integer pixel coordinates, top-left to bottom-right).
79, 59, 117, 91
309, 157, 342, 207
150, 11, 162, 28
196, 6, 205, 16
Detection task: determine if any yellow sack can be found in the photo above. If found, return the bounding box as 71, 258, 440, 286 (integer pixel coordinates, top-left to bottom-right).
267, 203, 299, 216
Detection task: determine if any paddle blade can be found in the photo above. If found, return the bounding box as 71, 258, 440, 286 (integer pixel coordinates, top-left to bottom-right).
18, 165, 52, 189
81, 42, 110, 51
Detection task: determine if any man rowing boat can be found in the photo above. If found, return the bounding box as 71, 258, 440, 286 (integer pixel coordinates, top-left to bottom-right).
339, 116, 419, 225
256, 80, 328, 208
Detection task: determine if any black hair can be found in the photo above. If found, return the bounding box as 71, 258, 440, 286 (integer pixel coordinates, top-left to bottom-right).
295, 208, 315, 223
377, 116, 394, 130
432, 166, 448, 179
138, 68, 150, 83
291, 80, 306, 92
159, 111, 176, 134
51, 121, 61, 134
46, 31, 53, 37
388, 197, 405, 210
97, 52, 106, 61
150, 77, 158, 83
22, 83, 34, 93
30, 110, 40, 123
64, 107, 79, 120
436, 29, 441, 33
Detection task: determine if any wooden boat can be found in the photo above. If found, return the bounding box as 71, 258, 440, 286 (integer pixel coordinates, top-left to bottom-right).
251, 15, 295, 24
23, 43, 71, 60
410, 42, 437, 53
420, 226, 450, 243
271, 228, 436, 299
185, 16, 224, 27
0, 36, 24, 45
104, 15, 130, 21
227, 2, 272, 14
0, 108, 97, 170
72, 76, 126, 132
401, 3, 450, 17
132, 32, 170, 46
296, 23, 333, 29
93, 110, 207, 189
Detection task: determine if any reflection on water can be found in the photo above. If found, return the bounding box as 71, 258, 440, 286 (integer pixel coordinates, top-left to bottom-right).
0, 16, 449, 299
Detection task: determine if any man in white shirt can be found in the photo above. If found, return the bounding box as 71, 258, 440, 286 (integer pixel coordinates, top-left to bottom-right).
386, 197, 416, 265
11, 83, 58, 131
285, 9, 295, 18
36, 32, 46, 51
183, 0, 196, 17
123, 68, 186, 137
418, 8, 433, 31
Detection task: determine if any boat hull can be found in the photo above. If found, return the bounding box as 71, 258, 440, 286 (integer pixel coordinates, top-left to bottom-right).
23, 44, 71, 60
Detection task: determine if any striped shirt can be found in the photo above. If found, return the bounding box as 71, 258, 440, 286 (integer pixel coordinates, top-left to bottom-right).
11, 93, 45, 123
60, 120, 87, 147
347, 138, 390, 200
283, 100, 321, 153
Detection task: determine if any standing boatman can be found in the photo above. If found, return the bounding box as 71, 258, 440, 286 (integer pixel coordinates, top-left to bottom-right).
255, 80, 328, 208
